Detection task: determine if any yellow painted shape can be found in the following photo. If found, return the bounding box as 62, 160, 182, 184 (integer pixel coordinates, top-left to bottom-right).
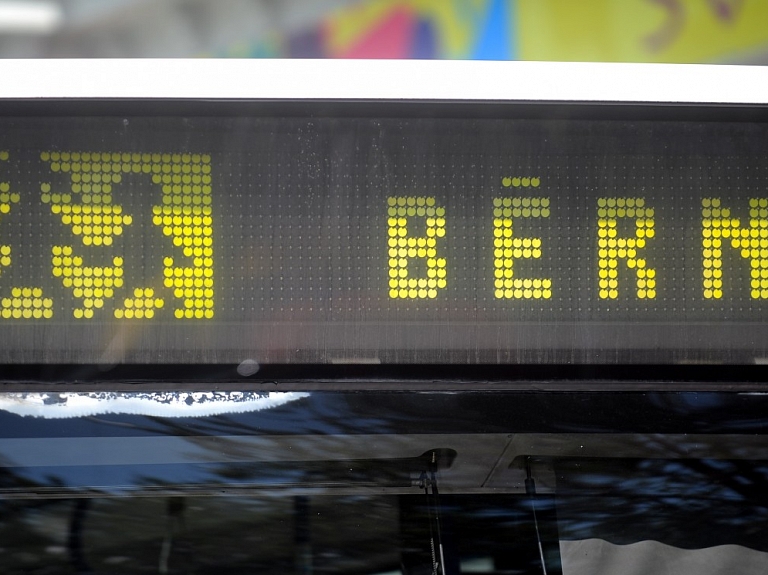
518, 0, 768, 63
518, 0, 658, 62
660, 0, 768, 63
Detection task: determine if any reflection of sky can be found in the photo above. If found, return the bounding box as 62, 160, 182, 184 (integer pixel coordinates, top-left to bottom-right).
4, 391, 768, 439
4, 464, 210, 491
0, 392, 376, 438
0, 391, 309, 420
2, 462, 314, 492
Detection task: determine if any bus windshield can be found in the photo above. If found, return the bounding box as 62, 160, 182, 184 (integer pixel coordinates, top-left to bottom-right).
0, 389, 765, 575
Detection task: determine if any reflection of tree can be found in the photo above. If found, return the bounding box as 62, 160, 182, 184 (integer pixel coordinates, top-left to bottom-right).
555, 434, 768, 551
68, 498, 93, 575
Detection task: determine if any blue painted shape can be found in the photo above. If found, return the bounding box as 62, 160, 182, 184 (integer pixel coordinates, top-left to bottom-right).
412, 18, 438, 59
471, 0, 515, 61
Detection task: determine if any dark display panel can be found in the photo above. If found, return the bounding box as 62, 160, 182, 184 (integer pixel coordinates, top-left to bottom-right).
0, 113, 765, 364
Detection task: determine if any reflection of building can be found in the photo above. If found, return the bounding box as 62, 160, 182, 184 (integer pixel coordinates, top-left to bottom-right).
1, 0, 768, 62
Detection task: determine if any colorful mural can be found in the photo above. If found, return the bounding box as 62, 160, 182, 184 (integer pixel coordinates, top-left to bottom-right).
226, 0, 768, 63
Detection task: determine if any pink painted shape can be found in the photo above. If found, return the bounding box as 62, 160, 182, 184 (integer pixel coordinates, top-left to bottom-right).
339, 7, 416, 59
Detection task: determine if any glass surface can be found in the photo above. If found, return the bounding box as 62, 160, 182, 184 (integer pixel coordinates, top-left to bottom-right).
0, 115, 765, 363
0, 390, 767, 574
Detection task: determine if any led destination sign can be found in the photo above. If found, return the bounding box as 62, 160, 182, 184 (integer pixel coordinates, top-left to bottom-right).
0, 114, 765, 364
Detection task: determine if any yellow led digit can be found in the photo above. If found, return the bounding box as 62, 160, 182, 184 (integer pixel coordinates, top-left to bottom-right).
0, 287, 53, 319
0, 152, 17, 274
40, 151, 132, 248
492, 192, 551, 299
703, 198, 768, 299
42, 151, 213, 320
51, 246, 122, 319
41, 152, 131, 318
115, 287, 164, 320
597, 198, 656, 299
387, 196, 445, 299
501, 176, 541, 189
0, 152, 53, 320
152, 153, 214, 319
